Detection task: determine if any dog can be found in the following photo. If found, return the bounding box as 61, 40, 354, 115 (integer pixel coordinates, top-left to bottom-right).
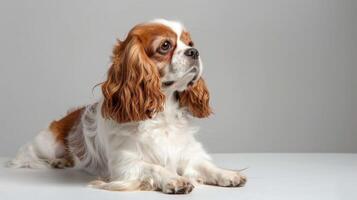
8, 19, 246, 194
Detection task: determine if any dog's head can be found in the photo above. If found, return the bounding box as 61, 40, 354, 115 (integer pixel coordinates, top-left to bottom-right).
101, 19, 212, 123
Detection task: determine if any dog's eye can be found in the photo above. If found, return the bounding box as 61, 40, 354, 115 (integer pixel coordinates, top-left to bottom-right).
158, 40, 172, 54
188, 41, 194, 47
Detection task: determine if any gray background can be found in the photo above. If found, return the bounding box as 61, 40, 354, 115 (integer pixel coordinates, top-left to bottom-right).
0, 0, 356, 155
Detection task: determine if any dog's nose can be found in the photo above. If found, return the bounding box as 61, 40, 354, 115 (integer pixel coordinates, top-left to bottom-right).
184, 48, 199, 60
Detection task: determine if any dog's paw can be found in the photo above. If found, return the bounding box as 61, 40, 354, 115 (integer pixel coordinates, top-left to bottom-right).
162, 177, 194, 194
215, 172, 247, 187
50, 158, 73, 169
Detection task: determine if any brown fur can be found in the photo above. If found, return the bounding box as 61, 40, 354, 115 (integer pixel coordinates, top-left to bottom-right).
49, 107, 84, 163
102, 23, 211, 122
180, 31, 194, 46
101, 24, 172, 123
179, 78, 212, 118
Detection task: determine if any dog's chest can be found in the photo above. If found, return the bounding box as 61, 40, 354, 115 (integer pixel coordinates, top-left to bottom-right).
136, 110, 195, 168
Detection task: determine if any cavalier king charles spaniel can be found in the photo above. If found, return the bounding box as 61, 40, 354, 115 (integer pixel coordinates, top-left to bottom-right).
9, 19, 246, 194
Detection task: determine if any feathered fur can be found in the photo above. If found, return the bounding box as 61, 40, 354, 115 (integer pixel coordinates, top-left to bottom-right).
8, 19, 246, 194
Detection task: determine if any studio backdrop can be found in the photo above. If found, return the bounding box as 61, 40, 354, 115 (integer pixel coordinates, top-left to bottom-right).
0, 0, 356, 155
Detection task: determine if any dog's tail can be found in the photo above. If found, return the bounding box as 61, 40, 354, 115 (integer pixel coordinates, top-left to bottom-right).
88, 179, 155, 191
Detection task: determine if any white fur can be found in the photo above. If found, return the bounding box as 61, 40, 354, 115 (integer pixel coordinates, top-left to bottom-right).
152, 19, 183, 37
8, 129, 64, 168
9, 19, 246, 194
10, 96, 245, 193
156, 19, 203, 89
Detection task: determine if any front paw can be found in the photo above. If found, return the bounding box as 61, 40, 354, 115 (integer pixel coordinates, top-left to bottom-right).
162, 177, 194, 194
214, 172, 247, 187
50, 158, 73, 169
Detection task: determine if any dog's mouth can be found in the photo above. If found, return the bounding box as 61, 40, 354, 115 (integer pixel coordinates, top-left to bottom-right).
162, 67, 199, 88
188, 74, 198, 87
187, 67, 198, 86
162, 81, 175, 87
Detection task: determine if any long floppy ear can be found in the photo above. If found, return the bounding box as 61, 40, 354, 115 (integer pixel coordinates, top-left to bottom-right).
178, 78, 212, 118
101, 36, 165, 123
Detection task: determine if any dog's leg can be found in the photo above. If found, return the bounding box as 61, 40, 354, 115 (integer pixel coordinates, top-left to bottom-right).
183, 160, 246, 187
7, 129, 67, 169
89, 161, 194, 194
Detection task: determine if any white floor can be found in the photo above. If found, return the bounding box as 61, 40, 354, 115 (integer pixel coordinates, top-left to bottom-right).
1, 154, 356, 200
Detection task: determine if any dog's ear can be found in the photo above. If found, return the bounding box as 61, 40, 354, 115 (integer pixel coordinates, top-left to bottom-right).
101, 37, 165, 123
178, 78, 212, 118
